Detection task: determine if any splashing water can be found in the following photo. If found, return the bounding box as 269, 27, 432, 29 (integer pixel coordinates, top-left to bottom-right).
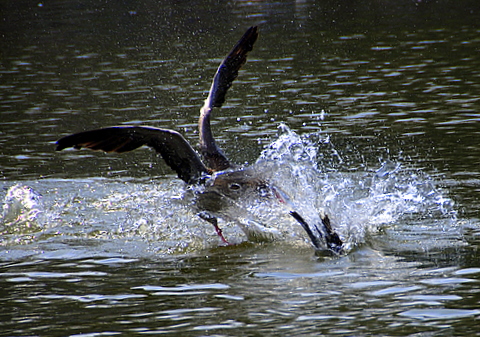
1, 126, 457, 255
251, 125, 457, 251
1, 184, 44, 231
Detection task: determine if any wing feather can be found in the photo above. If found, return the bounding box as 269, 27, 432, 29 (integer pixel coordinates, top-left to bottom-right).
208, 26, 259, 108
56, 126, 210, 184
199, 26, 259, 171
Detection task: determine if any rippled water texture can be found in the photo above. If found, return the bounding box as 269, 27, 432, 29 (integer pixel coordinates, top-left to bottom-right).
1, 1, 480, 336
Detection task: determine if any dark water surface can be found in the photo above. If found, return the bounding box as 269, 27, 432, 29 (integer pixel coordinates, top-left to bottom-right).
2, 1, 480, 336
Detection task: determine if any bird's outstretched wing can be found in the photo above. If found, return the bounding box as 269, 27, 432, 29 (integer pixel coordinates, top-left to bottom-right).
199, 26, 259, 171
56, 126, 210, 184
207, 26, 259, 109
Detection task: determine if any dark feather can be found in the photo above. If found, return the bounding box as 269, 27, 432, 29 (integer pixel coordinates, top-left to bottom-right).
56, 126, 210, 184
199, 26, 259, 171
209, 26, 259, 108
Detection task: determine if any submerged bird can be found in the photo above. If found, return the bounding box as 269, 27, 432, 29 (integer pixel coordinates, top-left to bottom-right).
56, 26, 344, 254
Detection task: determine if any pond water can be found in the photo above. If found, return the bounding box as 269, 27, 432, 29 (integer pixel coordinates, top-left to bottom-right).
1, 1, 480, 336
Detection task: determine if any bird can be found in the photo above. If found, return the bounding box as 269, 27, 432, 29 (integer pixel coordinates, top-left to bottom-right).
56, 26, 344, 254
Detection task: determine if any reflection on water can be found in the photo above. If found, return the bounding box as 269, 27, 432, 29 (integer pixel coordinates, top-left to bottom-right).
1, 0, 480, 336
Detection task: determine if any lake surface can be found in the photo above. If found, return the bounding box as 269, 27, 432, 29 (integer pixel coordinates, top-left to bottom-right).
1, 1, 480, 336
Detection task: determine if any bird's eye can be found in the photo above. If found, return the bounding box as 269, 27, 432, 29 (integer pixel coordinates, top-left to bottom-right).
229, 183, 241, 190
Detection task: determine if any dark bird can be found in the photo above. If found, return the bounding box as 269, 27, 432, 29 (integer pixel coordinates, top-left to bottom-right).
56, 26, 344, 254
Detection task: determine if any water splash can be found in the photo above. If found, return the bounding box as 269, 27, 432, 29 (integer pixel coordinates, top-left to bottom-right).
252, 125, 457, 251
1, 184, 44, 231
0, 127, 458, 255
